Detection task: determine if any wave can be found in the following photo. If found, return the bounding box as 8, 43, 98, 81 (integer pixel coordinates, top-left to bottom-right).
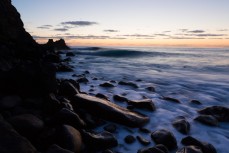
74, 48, 185, 58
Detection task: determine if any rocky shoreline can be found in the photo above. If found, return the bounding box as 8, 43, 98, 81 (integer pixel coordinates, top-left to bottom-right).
0, 0, 229, 153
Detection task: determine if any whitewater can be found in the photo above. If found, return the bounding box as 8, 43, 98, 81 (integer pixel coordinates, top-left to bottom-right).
58, 47, 229, 153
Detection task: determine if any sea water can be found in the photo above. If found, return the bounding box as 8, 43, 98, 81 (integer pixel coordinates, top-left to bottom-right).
58, 47, 229, 153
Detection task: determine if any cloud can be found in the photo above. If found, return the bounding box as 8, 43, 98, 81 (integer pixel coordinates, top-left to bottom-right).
188, 30, 205, 33
61, 21, 98, 27
190, 34, 226, 37
168, 36, 205, 39
163, 31, 171, 33
53, 28, 69, 32
120, 34, 154, 38
218, 29, 228, 32
37, 25, 53, 29
154, 34, 170, 36
104, 29, 119, 32
179, 29, 188, 32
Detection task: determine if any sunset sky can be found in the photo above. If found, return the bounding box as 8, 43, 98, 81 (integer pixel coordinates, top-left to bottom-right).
12, 0, 229, 47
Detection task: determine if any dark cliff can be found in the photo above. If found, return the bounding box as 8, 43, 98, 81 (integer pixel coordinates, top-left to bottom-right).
44, 39, 70, 50
0, 0, 56, 96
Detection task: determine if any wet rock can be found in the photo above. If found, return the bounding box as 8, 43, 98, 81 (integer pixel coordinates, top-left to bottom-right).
99, 82, 115, 87
71, 94, 149, 127
45, 53, 61, 63
57, 63, 73, 72
118, 81, 138, 88
198, 106, 229, 122
124, 135, 136, 144
138, 144, 169, 153
163, 97, 181, 103
139, 127, 151, 133
48, 108, 86, 128
8, 114, 44, 140
195, 115, 218, 126
146, 86, 156, 92
127, 99, 156, 111
63, 57, 71, 62
104, 124, 117, 133
77, 77, 89, 83
56, 125, 82, 153
82, 130, 118, 151
113, 94, 128, 102
176, 146, 203, 153
0, 95, 21, 110
59, 81, 79, 98
84, 70, 90, 74
96, 93, 109, 101
0, 116, 37, 153
151, 129, 177, 150
66, 52, 75, 57
172, 116, 190, 134
181, 136, 217, 153
110, 80, 117, 83
136, 79, 143, 82
46, 144, 74, 153
137, 136, 151, 146
190, 100, 202, 105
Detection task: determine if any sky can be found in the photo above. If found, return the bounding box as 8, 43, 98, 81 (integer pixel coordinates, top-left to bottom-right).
12, 0, 229, 47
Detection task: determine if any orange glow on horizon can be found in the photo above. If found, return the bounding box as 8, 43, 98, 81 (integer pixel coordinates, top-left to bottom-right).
36, 38, 229, 48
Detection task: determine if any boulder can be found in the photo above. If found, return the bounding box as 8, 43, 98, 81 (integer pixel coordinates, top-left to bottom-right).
172, 116, 190, 134
0, 95, 21, 110
118, 81, 138, 88
99, 82, 115, 87
113, 94, 128, 102
146, 86, 156, 92
8, 114, 44, 140
59, 81, 79, 98
163, 97, 181, 103
139, 127, 151, 133
71, 94, 149, 127
190, 100, 202, 105
57, 63, 73, 72
151, 129, 177, 150
176, 146, 203, 153
77, 77, 89, 83
198, 106, 229, 122
194, 115, 218, 126
55, 125, 82, 153
138, 144, 169, 153
48, 108, 86, 129
82, 130, 118, 151
45, 144, 74, 153
66, 52, 75, 57
0, 116, 37, 153
127, 99, 156, 111
181, 136, 217, 153
124, 135, 136, 144
136, 135, 151, 146
104, 124, 117, 133
96, 93, 109, 101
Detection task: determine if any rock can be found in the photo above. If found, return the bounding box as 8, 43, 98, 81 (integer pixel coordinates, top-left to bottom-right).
181, 136, 217, 153
0, 116, 37, 153
56, 125, 82, 153
71, 94, 149, 127
138, 144, 169, 153
151, 129, 177, 150
104, 124, 117, 133
59, 81, 79, 98
198, 106, 229, 122
46, 144, 74, 153
136, 135, 151, 146
146, 86, 156, 92
66, 52, 75, 57
48, 108, 86, 128
44, 39, 70, 50
57, 63, 73, 72
176, 146, 203, 153
77, 77, 89, 83
44, 93, 62, 114
0, 95, 21, 110
195, 115, 218, 126
113, 94, 128, 102
99, 82, 115, 87
84, 70, 90, 74
92, 77, 98, 80
96, 93, 109, 101
124, 135, 136, 144
45, 53, 61, 63
139, 127, 151, 133
172, 116, 190, 134
82, 130, 118, 151
118, 81, 138, 88
8, 114, 44, 140
190, 100, 202, 105
127, 99, 156, 111
163, 97, 181, 103
102, 149, 114, 153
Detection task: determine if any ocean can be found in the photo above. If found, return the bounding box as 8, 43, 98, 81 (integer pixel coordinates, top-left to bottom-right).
58, 47, 229, 153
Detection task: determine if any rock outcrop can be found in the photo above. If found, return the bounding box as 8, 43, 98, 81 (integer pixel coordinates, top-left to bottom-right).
44, 39, 70, 50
